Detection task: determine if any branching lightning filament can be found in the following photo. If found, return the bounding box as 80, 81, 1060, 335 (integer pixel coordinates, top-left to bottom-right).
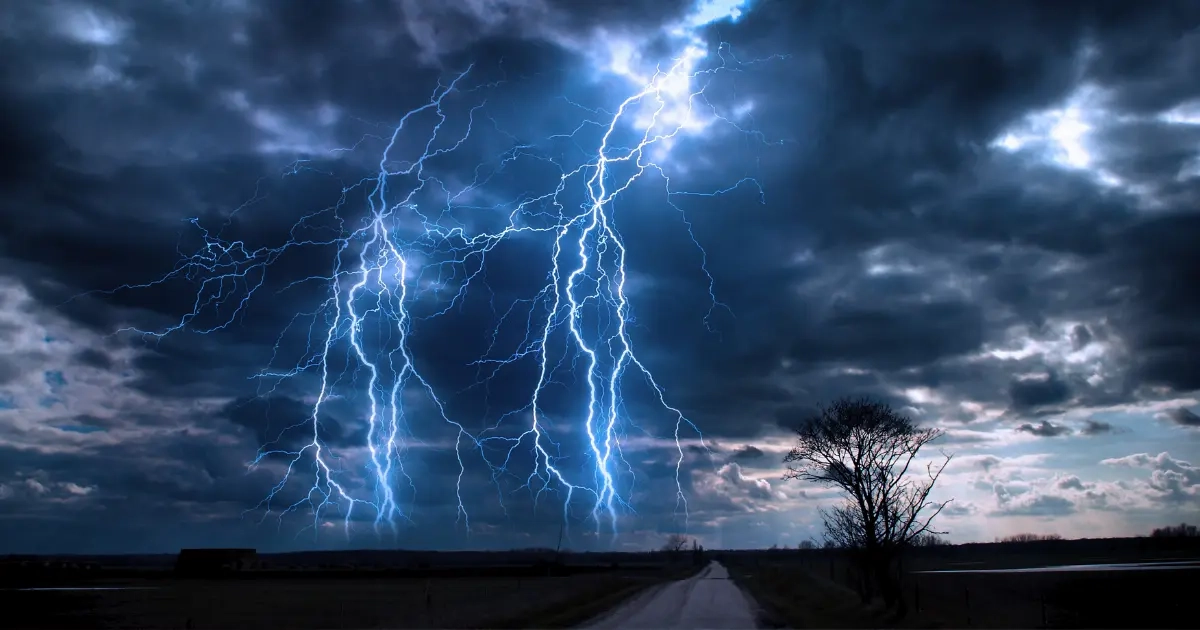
96, 14, 780, 542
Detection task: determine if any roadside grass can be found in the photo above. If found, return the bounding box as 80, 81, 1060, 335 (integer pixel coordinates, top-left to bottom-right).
483, 564, 703, 629
729, 562, 1057, 629
727, 562, 1018, 629
727, 563, 884, 629
0, 567, 701, 630
723, 541, 1200, 629
730, 560, 1198, 629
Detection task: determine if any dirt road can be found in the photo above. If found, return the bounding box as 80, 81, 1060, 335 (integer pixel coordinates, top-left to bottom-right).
583, 561, 761, 629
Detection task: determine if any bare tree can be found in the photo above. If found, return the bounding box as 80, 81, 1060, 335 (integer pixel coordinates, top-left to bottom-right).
782, 397, 953, 614
661, 533, 690, 553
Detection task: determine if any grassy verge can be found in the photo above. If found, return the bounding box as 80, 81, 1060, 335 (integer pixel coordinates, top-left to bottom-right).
729, 564, 1043, 629
730, 564, 1161, 629
727, 563, 886, 629
483, 565, 702, 629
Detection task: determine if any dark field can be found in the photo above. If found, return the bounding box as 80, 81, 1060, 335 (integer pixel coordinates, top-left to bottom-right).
0, 553, 699, 629
4, 575, 645, 629
721, 537, 1200, 629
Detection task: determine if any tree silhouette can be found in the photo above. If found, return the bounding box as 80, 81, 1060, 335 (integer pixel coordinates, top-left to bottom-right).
661, 533, 690, 553
782, 397, 953, 614
996, 532, 1063, 543
1150, 522, 1199, 537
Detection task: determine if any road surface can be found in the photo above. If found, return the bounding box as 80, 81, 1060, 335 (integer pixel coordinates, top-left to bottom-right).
584, 561, 762, 629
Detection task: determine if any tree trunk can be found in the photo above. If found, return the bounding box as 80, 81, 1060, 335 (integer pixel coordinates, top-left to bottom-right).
872, 554, 908, 618
876, 561, 895, 608
854, 552, 875, 603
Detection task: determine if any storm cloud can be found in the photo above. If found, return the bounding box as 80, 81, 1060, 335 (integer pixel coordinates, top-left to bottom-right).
1, 0, 1199, 552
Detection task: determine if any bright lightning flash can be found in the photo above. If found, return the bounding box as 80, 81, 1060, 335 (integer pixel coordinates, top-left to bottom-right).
97, 0, 779, 541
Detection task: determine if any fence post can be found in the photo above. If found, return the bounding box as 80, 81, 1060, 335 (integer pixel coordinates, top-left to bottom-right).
965, 587, 972, 627
1041, 594, 1047, 628
915, 580, 921, 614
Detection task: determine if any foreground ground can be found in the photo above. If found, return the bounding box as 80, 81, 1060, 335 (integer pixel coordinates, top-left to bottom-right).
723, 540, 1200, 629
9, 537, 1198, 628
584, 561, 760, 629
0, 566, 697, 629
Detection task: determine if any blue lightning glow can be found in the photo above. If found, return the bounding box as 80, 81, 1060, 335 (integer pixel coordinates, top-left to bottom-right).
95, 0, 781, 542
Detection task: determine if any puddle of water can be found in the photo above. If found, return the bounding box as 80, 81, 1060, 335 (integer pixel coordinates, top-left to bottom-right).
916, 560, 1200, 574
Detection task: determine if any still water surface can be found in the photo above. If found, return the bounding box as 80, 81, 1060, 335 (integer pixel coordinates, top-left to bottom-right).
916, 559, 1200, 574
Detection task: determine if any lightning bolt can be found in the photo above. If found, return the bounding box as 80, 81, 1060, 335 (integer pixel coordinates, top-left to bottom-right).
92, 0, 782, 542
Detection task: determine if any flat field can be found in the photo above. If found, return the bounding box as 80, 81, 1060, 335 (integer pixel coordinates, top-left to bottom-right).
722, 538, 1200, 629
899, 567, 1195, 628
0, 570, 679, 629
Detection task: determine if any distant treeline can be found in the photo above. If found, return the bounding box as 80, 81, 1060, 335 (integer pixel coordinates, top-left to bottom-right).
994, 533, 1064, 543
1151, 522, 1200, 538
994, 523, 1200, 543
768, 524, 1199, 550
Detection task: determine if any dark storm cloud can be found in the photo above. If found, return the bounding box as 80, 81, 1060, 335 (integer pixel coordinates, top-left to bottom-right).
636, 0, 1199, 434
1081, 419, 1117, 436
1082, 2, 1200, 114
1017, 420, 1072, 438
1071, 324, 1093, 350
1116, 213, 1200, 393
0, 432, 283, 519
74, 347, 114, 371
0, 358, 20, 386
793, 300, 987, 371
1165, 408, 1200, 428
1056, 476, 1086, 491
222, 395, 367, 452
1, 0, 1199, 552
993, 492, 1076, 518
729, 445, 766, 463
1010, 372, 1072, 410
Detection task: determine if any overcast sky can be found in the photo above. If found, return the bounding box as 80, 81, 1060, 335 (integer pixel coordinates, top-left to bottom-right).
1, 0, 1198, 555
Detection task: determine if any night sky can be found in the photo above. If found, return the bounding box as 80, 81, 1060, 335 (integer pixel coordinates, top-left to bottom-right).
1, 0, 1199, 555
